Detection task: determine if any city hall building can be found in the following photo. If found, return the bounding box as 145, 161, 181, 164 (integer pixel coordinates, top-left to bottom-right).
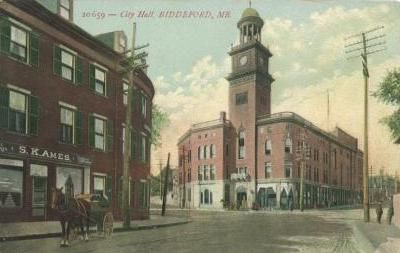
177, 7, 363, 210
0, 0, 153, 222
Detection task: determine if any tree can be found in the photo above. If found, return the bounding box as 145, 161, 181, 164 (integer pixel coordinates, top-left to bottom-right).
374, 68, 400, 142
151, 105, 170, 148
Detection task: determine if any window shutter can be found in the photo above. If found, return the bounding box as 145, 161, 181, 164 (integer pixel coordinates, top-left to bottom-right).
53, 45, 62, 76
75, 56, 83, 85
88, 115, 95, 147
89, 64, 95, 90
106, 120, 113, 151
29, 32, 39, 67
0, 85, 9, 129
0, 18, 10, 55
28, 95, 39, 136
75, 110, 83, 145
105, 175, 113, 204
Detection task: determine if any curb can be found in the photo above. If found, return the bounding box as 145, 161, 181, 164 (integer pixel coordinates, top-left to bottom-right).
350, 221, 376, 253
0, 220, 190, 242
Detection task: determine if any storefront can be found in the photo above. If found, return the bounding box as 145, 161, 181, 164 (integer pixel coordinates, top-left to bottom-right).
0, 141, 91, 222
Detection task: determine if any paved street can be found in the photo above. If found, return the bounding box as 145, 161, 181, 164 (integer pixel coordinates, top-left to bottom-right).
0, 209, 396, 253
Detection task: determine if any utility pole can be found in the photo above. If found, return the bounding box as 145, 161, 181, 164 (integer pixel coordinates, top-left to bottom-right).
161, 153, 171, 216
121, 23, 149, 229
159, 161, 162, 200
345, 26, 386, 223
296, 130, 311, 211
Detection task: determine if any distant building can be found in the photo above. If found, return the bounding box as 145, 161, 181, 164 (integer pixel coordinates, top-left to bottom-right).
369, 170, 400, 204
177, 6, 363, 210
0, 0, 153, 222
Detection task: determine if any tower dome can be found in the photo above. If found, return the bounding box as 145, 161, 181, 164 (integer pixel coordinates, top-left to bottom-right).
237, 5, 264, 44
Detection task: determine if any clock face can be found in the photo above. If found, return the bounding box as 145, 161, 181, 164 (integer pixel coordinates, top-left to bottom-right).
239, 55, 248, 66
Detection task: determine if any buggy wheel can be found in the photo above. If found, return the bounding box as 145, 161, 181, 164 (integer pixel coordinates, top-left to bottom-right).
103, 212, 113, 238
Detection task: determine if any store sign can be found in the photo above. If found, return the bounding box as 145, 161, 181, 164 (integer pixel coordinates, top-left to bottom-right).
0, 141, 79, 163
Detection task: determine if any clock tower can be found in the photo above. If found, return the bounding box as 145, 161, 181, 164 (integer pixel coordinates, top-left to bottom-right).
226, 6, 274, 190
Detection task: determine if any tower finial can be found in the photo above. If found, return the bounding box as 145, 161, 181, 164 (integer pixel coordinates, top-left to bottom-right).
249, 0, 252, 8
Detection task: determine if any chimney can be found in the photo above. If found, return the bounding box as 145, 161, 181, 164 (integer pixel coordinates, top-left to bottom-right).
220, 111, 226, 122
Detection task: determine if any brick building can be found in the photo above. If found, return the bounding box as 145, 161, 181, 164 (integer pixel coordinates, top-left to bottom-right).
177, 7, 363, 210
0, 0, 153, 222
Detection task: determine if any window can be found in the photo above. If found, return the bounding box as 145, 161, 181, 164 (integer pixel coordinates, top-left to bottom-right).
265, 162, 272, 178
123, 82, 129, 105
284, 137, 292, 153
200, 192, 203, 204
59, 0, 71, 20
198, 146, 201, 160
139, 181, 149, 208
60, 106, 82, 145
285, 162, 292, 178
119, 35, 126, 52
203, 145, 207, 160
95, 117, 105, 150
238, 130, 245, 159
198, 166, 203, 181
94, 175, 106, 196
60, 107, 73, 144
0, 167, 23, 208
210, 144, 216, 158
89, 64, 107, 96
188, 168, 191, 182
10, 26, 27, 61
0, 18, 39, 66
0, 86, 39, 136
205, 145, 210, 159
235, 92, 248, 105
210, 165, 215, 180
210, 192, 213, 204
56, 167, 83, 196
53, 45, 83, 84
141, 94, 148, 118
265, 140, 272, 155
89, 114, 113, 151
204, 189, 209, 204
9, 90, 27, 134
141, 134, 149, 162
203, 165, 209, 180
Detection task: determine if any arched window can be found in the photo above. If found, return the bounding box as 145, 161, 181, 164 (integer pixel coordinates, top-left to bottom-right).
198, 146, 201, 160
204, 189, 209, 204
285, 137, 292, 153
210, 192, 213, 204
203, 165, 209, 180
238, 130, 245, 159
200, 192, 203, 204
210, 144, 216, 158
203, 145, 207, 159
205, 145, 210, 159
265, 139, 272, 155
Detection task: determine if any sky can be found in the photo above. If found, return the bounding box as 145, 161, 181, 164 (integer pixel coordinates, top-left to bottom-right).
74, 0, 400, 176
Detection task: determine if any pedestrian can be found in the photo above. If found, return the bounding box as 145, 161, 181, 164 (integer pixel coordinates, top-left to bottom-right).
376, 203, 383, 224
387, 199, 394, 225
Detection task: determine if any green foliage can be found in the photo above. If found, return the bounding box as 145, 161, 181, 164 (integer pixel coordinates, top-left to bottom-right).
374, 68, 400, 141
151, 105, 170, 148
374, 68, 400, 106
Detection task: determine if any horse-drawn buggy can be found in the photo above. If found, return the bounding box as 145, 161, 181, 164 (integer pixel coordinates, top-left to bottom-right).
51, 187, 114, 247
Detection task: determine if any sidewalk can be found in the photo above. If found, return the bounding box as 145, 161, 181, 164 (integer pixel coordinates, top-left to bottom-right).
0, 215, 190, 242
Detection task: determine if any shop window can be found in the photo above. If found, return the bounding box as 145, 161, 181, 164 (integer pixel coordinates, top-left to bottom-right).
0, 167, 23, 208
56, 167, 83, 196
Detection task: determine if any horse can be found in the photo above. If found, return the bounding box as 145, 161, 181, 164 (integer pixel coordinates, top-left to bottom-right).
50, 187, 91, 247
